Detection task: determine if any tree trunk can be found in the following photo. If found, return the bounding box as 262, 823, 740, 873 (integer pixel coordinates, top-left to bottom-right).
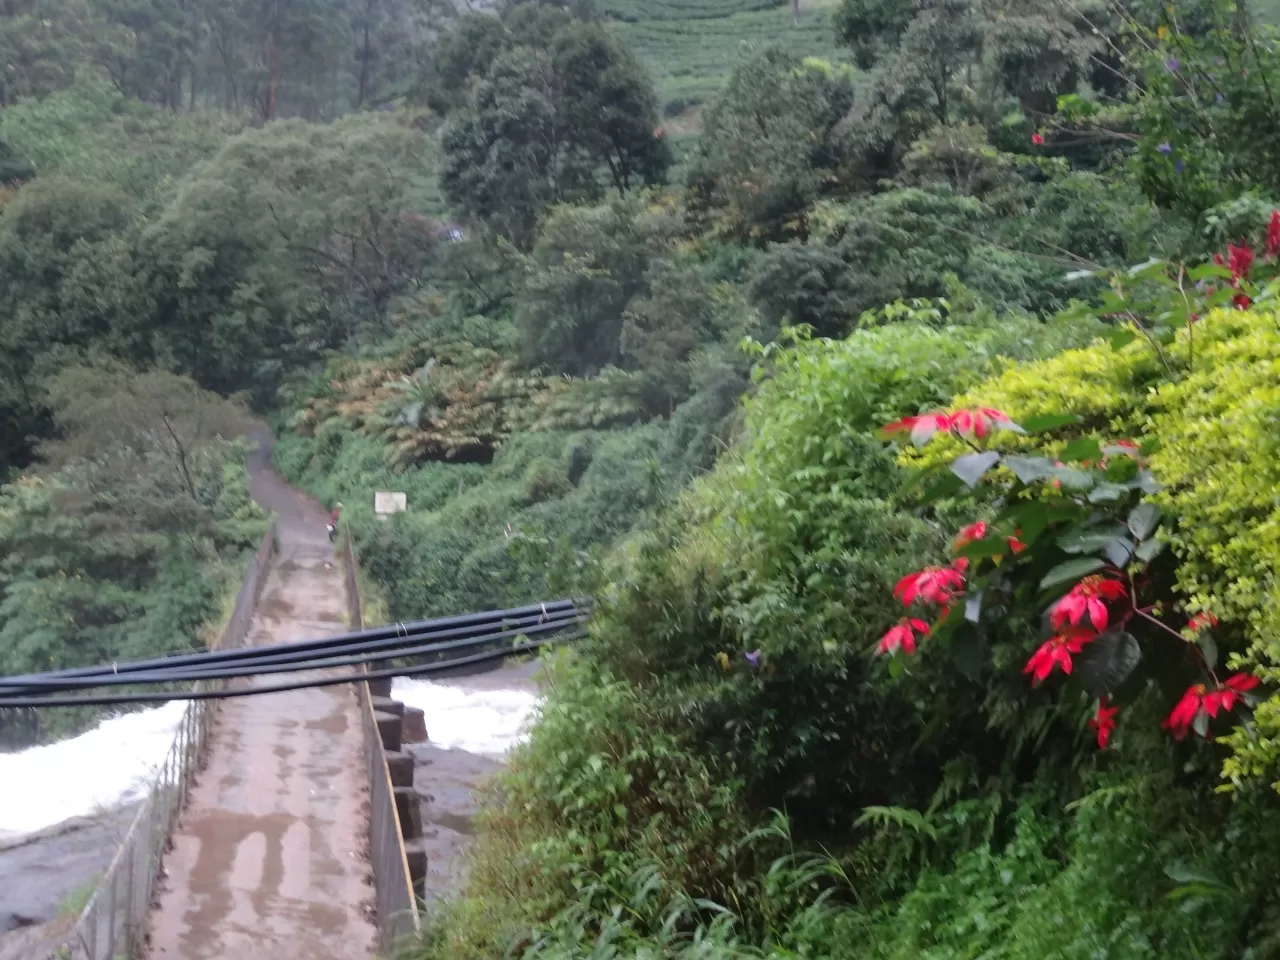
356, 0, 374, 107
265, 0, 281, 121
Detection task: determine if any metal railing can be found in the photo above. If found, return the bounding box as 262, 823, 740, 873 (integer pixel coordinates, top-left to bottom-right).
49, 524, 277, 960
342, 531, 422, 955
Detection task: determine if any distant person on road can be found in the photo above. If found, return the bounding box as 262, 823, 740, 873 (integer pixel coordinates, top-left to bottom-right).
327, 502, 342, 542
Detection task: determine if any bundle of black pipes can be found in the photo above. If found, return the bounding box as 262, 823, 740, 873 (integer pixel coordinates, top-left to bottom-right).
0, 598, 591, 709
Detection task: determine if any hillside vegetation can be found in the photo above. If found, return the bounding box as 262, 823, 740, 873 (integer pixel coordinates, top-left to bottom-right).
603, 0, 850, 106
8, 0, 1280, 955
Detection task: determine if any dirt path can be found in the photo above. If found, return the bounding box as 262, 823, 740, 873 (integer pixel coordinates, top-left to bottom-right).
146, 430, 375, 960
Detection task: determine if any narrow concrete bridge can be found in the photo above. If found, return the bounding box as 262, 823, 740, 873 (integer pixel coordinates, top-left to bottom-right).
18, 431, 433, 960
142, 432, 430, 959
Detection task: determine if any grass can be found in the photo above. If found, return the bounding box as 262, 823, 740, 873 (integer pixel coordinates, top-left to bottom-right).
604, 0, 850, 109
57, 877, 99, 919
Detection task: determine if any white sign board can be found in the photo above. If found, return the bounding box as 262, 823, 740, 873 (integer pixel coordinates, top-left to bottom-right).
374, 492, 407, 517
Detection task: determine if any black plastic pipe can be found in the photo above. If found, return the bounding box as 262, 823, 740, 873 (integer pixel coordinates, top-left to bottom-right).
0, 598, 589, 689
0, 613, 586, 696
0, 634, 580, 709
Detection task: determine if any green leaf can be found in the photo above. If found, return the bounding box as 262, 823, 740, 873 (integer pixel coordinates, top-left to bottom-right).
1020, 413, 1082, 434
1192, 710, 1210, 739
1164, 860, 1233, 902
952, 628, 986, 682
1058, 526, 1129, 555
1137, 470, 1163, 494
1135, 538, 1165, 562
854, 805, 937, 839
1059, 437, 1103, 463
951, 451, 1001, 488
1040, 556, 1105, 589
887, 654, 907, 680
1199, 633, 1219, 671
1107, 328, 1139, 350
1074, 631, 1142, 697
915, 470, 966, 505
1004, 500, 1061, 546
1087, 481, 1130, 503
1104, 537, 1135, 568
1127, 257, 1165, 278
965, 588, 983, 624
956, 537, 1014, 562
1128, 503, 1161, 540
1004, 455, 1055, 484
1186, 262, 1232, 283
1052, 465, 1095, 490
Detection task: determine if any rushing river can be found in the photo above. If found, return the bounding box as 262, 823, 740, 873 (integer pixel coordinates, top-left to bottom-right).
0, 676, 540, 842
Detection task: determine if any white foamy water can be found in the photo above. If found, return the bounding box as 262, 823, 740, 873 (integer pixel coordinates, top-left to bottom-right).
393, 678, 541, 757
0, 702, 185, 838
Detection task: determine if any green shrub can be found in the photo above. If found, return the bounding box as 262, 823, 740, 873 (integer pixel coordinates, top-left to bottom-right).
928, 308, 1280, 791
408, 314, 1106, 956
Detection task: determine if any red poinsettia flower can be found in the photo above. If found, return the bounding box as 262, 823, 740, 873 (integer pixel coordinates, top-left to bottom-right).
1165, 684, 1205, 740
1228, 242, 1254, 281
882, 408, 1018, 446
880, 412, 952, 447
1234, 293, 1253, 309
1187, 611, 1220, 635
947, 407, 1016, 439
1268, 210, 1280, 258
1007, 532, 1027, 554
1166, 674, 1258, 739
1024, 629, 1095, 683
878, 618, 930, 656
1031, 132, 1045, 146
951, 556, 969, 573
1089, 698, 1119, 748
953, 521, 988, 551
893, 565, 966, 606
1049, 575, 1128, 632
1204, 672, 1260, 716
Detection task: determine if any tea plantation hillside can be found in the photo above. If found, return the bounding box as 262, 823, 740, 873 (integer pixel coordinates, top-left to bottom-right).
603, 0, 850, 109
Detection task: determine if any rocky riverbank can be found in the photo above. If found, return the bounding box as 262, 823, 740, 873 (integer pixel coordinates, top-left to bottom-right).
0, 804, 139, 958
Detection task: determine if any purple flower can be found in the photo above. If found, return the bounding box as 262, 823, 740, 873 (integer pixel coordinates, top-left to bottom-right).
1166, 56, 1180, 72
744, 650, 761, 667
1158, 142, 1173, 155
1175, 158, 1185, 173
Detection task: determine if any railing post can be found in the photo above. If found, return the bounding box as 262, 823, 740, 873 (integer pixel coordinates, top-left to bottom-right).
344, 531, 422, 950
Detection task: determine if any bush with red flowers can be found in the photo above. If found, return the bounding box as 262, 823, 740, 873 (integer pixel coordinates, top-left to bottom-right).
879, 402, 1264, 752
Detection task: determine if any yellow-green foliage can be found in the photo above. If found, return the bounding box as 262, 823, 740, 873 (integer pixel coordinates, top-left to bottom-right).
919, 309, 1280, 789
290, 344, 662, 468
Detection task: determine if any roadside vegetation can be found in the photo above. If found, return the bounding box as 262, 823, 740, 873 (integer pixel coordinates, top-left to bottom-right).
7, 0, 1280, 955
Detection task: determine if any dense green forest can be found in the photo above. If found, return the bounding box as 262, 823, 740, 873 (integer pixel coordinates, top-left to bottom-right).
8, 0, 1280, 953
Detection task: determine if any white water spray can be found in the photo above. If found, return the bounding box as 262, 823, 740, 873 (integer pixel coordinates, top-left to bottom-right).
0, 702, 185, 839
0, 678, 540, 841
393, 678, 540, 757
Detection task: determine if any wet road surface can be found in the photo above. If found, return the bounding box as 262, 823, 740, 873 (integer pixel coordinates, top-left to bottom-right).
146, 432, 375, 959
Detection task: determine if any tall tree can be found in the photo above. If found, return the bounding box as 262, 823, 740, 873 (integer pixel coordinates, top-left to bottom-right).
689, 47, 855, 240
437, 3, 669, 247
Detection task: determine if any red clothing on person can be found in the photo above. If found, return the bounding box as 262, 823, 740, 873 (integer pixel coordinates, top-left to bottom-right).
328, 508, 340, 525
